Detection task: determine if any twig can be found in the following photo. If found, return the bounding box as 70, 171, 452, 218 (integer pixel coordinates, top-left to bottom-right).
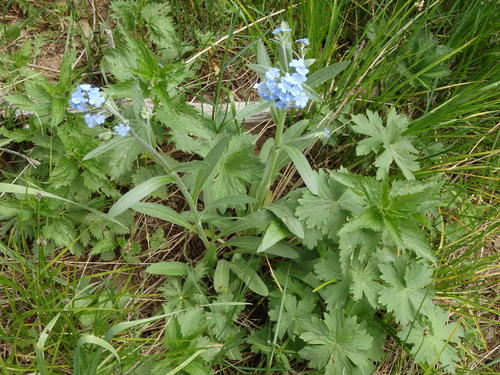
0, 147, 40, 167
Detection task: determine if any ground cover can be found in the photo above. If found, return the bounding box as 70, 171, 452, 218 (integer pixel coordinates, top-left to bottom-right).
0, 0, 498, 374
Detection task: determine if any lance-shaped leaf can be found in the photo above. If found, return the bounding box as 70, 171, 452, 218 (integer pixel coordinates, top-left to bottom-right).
108, 175, 173, 218
228, 260, 268, 296
132, 202, 196, 232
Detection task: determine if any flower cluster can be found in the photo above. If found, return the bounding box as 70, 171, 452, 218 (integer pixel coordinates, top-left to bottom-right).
69, 84, 131, 136
254, 59, 310, 109
70, 84, 105, 111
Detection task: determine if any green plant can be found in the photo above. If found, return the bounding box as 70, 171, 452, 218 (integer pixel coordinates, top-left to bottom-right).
1, 1, 498, 374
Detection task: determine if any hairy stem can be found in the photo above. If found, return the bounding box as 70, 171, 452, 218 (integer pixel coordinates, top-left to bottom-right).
255, 109, 285, 209
106, 104, 211, 252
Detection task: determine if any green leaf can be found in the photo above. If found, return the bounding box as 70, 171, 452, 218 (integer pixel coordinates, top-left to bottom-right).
379, 257, 435, 325
228, 260, 268, 296
302, 83, 323, 103
313, 253, 349, 308
74, 334, 120, 375
0, 138, 12, 147
90, 238, 116, 255
283, 144, 318, 195
256, 39, 272, 67
145, 262, 189, 276
140, 3, 180, 60
213, 260, 230, 293
338, 229, 380, 272
192, 136, 229, 201
299, 310, 376, 375
204, 134, 263, 210
83, 136, 134, 161
44, 219, 76, 248
257, 219, 289, 253
306, 61, 350, 88
132, 202, 196, 232
398, 308, 463, 374
49, 157, 79, 189
102, 45, 138, 82
247, 63, 273, 75
219, 209, 273, 236
235, 101, 272, 120
201, 195, 257, 217
349, 258, 381, 308
335, 172, 439, 262
269, 294, 316, 339
50, 97, 67, 127
156, 104, 217, 157
108, 175, 173, 218
108, 137, 143, 180
277, 21, 293, 72
351, 108, 420, 180
0, 183, 126, 229
295, 171, 348, 242
267, 202, 304, 239
226, 236, 300, 259
177, 308, 205, 338
396, 30, 452, 90
58, 51, 76, 90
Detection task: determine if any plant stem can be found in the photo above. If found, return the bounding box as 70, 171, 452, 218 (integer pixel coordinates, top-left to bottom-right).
106, 104, 211, 252
132, 133, 211, 249
255, 109, 286, 209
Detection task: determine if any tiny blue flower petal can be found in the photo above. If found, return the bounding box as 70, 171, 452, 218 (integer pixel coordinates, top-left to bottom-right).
296, 38, 310, 46
87, 87, 105, 107
79, 84, 92, 91
324, 128, 332, 138
289, 58, 306, 69
289, 59, 309, 76
84, 113, 106, 128
114, 123, 131, 137
94, 114, 106, 125
265, 67, 281, 80
69, 88, 88, 111
272, 26, 291, 34
84, 114, 98, 128
294, 92, 309, 108
70, 90, 84, 104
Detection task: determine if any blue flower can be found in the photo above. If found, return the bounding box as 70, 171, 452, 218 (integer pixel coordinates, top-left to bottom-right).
69, 88, 87, 111
84, 113, 106, 128
87, 87, 105, 107
79, 84, 92, 92
253, 81, 274, 101
296, 38, 310, 46
114, 123, 131, 137
291, 72, 307, 84
293, 92, 309, 109
324, 128, 332, 138
272, 26, 292, 34
265, 67, 281, 80
254, 67, 309, 109
289, 58, 309, 76
69, 84, 105, 111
